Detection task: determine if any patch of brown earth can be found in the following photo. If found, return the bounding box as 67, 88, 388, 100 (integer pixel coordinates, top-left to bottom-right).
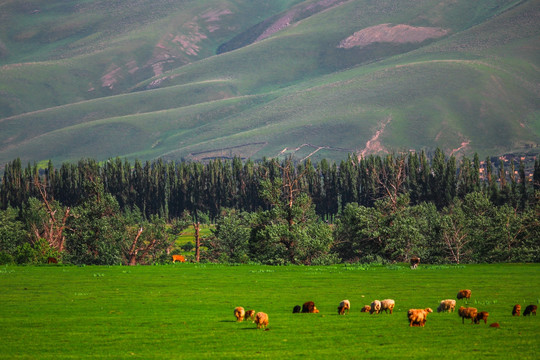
125, 60, 139, 74
147, 8, 232, 77
172, 22, 208, 57
101, 64, 122, 89
256, 9, 298, 42
201, 8, 232, 24
450, 140, 470, 156
338, 24, 448, 49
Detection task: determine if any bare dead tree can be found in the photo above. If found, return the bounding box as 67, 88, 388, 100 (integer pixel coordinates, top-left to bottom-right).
279, 158, 308, 225
194, 221, 200, 262
441, 214, 470, 264
32, 177, 71, 252
125, 227, 145, 266
374, 153, 408, 212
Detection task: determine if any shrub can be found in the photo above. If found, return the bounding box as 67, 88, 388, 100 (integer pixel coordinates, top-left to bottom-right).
181, 241, 195, 252
0, 251, 14, 265
14, 243, 36, 264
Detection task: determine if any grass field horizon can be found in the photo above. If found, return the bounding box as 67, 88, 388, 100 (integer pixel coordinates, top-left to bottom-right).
1, 263, 538, 359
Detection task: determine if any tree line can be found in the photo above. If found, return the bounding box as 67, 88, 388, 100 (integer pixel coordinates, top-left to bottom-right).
0, 150, 539, 265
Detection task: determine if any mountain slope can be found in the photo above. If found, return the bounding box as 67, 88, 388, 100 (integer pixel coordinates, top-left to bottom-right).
0, 0, 538, 167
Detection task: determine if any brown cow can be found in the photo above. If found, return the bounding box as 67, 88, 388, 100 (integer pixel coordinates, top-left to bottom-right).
255, 312, 269, 329
475, 311, 489, 324
523, 305, 537, 316
302, 301, 319, 313
407, 308, 433, 327
512, 304, 521, 316
410, 257, 420, 269
457, 289, 471, 300
47, 257, 58, 264
245, 309, 256, 321
458, 306, 477, 324
234, 307, 245, 322
172, 255, 185, 263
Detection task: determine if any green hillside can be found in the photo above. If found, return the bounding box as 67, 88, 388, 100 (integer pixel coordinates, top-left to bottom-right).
0, 0, 539, 167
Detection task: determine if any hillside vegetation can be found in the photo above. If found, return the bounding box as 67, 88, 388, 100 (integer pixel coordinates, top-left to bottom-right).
0, 0, 539, 166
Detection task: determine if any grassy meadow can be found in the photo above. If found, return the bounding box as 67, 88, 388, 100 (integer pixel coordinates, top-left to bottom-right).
0, 263, 538, 359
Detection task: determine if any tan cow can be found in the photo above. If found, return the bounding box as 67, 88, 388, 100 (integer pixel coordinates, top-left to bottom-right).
380, 299, 395, 314
407, 308, 433, 327
338, 300, 350, 315
234, 307, 245, 322
255, 312, 269, 329
437, 299, 456, 313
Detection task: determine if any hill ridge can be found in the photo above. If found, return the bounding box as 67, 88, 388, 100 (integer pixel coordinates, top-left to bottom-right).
0, 0, 538, 167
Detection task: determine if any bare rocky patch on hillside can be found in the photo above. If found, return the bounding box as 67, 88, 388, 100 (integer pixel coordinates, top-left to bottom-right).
338, 24, 448, 49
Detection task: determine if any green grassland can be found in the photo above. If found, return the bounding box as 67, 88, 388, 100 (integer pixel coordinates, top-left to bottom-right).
0, 263, 538, 359
1, 0, 539, 166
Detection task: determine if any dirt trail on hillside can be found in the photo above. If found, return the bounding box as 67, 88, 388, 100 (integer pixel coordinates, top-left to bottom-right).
359, 116, 391, 158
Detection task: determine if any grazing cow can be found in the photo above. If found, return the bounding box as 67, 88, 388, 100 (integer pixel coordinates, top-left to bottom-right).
437, 299, 457, 313
360, 305, 371, 313
338, 300, 351, 315
475, 311, 489, 324
302, 301, 319, 313
245, 310, 256, 321
234, 307, 245, 322
407, 308, 433, 327
523, 305, 537, 316
410, 257, 420, 269
47, 257, 58, 264
370, 300, 381, 314
255, 312, 269, 329
292, 305, 301, 313
458, 306, 478, 324
380, 299, 395, 314
457, 289, 471, 300
512, 304, 521, 316
172, 255, 185, 263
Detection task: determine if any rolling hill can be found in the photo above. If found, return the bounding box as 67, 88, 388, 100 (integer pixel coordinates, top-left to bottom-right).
0, 0, 539, 167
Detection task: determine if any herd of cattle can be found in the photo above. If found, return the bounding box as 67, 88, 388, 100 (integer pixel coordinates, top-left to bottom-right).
234, 289, 537, 329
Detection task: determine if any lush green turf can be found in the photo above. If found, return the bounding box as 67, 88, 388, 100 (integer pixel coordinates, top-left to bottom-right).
0, 263, 538, 359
